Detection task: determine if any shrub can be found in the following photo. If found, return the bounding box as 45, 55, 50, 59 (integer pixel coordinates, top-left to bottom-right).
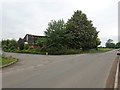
24, 44, 29, 50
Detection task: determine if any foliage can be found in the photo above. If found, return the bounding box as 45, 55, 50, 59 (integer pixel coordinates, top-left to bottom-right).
106, 39, 113, 43
93, 38, 101, 50
66, 10, 100, 50
44, 19, 72, 53
36, 38, 46, 47
88, 48, 113, 53
35, 37, 47, 51
115, 42, 120, 48
24, 44, 29, 50
2, 39, 17, 51
19, 43, 24, 50
0, 56, 17, 66
14, 49, 46, 55
2, 10, 103, 55
105, 39, 115, 48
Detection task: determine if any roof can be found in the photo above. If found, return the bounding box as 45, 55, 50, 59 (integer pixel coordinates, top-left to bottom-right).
24, 34, 46, 38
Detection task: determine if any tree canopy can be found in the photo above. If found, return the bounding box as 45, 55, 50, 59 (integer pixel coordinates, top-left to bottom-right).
2, 39, 17, 51
66, 10, 100, 50
44, 19, 72, 54
105, 39, 115, 48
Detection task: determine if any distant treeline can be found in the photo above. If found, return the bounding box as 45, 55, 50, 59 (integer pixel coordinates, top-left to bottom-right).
105, 39, 120, 49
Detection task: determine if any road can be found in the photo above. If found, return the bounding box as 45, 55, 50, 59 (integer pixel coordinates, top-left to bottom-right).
2, 50, 117, 88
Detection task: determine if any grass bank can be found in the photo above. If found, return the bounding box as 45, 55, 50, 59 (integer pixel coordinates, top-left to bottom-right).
0, 56, 18, 68
82, 48, 113, 54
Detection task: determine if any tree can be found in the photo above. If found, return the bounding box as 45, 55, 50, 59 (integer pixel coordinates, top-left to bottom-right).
44, 19, 71, 54
36, 38, 46, 47
9, 39, 17, 50
35, 37, 47, 51
94, 38, 101, 50
19, 43, 24, 50
18, 38, 24, 50
106, 39, 113, 43
2, 39, 17, 51
115, 42, 120, 48
66, 10, 100, 50
105, 39, 115, 48
24, 44, 29, 50
2, 40, 8, 51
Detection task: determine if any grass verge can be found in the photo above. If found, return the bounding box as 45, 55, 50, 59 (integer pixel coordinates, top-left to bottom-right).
0, 56, 18, 68
4, 48, 113, 55
82, 48, 113, 54
46, 48, 113, 55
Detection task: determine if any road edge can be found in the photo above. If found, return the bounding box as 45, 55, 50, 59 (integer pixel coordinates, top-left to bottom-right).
105, 56, 118, 88
1, 59, 18, 68
114, 57, 119, 88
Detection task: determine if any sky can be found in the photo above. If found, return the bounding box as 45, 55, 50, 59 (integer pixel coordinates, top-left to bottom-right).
0, 0, 119, 46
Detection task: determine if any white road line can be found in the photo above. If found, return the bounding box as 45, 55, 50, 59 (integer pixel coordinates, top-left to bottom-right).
114, 59, 119, 89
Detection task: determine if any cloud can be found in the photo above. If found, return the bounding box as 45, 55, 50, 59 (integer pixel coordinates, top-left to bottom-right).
1, 0, 119, 46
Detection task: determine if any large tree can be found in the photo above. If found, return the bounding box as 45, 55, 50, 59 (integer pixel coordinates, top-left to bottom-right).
66, 10, 100, 50
44, 19, 71, 53
105, 39, 115, 48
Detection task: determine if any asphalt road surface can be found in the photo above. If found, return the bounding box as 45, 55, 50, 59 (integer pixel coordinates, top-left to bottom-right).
2, 50, 117, 88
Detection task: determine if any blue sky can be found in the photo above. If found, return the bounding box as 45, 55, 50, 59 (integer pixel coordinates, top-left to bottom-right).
0, 0, 119, 46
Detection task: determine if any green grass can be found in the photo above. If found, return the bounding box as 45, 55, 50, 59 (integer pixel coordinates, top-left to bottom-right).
66, 48, 113, 54
4, 48, 113, 55
0, 56, 17, 67
81, 48, 113, 54
46, 48, 113, 55
90, 48, 113, 53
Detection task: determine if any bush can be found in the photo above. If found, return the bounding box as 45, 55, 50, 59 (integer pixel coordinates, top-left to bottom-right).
14, 49, 46, 55
64, 49, 82, 54
46, 48, 82, 55
19, 44, 24, 50
24, 44, 29, 50
46, 46, 67, 55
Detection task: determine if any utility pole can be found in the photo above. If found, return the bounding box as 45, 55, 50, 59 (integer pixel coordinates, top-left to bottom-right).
118, 1, 120, 42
